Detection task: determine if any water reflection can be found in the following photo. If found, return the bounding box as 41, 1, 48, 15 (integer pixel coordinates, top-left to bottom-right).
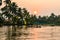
0, 26, 60, 40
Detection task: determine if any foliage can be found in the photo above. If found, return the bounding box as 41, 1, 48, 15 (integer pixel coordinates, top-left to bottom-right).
0, 0, 60, 26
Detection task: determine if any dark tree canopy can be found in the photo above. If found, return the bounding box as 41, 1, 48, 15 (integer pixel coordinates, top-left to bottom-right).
0, 0, 2, 5
0, 0, 60, 26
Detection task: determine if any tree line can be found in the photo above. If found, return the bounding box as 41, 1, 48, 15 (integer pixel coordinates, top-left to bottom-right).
0, 0, 60, 26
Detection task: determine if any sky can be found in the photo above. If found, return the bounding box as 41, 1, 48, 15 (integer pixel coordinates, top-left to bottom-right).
1, 0, 60, 16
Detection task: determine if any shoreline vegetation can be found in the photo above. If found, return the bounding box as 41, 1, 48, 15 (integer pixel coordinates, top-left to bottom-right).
0, 0, 60, 27
0, 0, 60, 40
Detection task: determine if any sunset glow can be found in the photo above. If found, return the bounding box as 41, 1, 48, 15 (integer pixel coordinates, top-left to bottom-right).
10, 0, 60, 16
34, 11, 37, 15
0, 0, 60, 40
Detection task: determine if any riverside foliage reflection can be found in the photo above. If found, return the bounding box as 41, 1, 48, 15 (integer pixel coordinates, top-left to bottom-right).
0, 0, 60, 40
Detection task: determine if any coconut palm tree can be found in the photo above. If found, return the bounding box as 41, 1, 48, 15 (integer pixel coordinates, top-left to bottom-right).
22, 8, 30, 24
0, 0, 2, 5
1, 0, 17, 40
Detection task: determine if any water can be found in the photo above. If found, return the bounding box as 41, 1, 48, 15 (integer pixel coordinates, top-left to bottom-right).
0, 26, 60, 40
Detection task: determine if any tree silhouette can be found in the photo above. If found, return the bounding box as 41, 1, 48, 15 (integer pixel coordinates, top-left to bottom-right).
1, 0, 60, 26
48, 13, 56, 24
5, 0, 11, 4
0, 0, 2, 5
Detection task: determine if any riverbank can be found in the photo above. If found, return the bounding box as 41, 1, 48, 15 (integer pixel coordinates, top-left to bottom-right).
0, 24, 60, 28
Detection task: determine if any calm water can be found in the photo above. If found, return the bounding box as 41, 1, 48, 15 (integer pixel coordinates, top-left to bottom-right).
0, 26, 60, 40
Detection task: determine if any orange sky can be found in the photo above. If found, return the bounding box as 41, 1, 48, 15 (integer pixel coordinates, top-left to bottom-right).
1, 0, 60, 16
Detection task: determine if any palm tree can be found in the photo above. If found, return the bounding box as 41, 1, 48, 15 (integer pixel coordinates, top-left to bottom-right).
0, 13, 5, 25
21, 8, 31, 28
48, 13, 56, 24
10, 2, 17, 15
5, 0, 11, 4
0, 0, 3, 25
1, 0, 17, 40
16, 8, 23, 25
29, 15, 37, 25
1, 0, 12, 24
0, 0, 2, 5
17, 8, 22, 18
